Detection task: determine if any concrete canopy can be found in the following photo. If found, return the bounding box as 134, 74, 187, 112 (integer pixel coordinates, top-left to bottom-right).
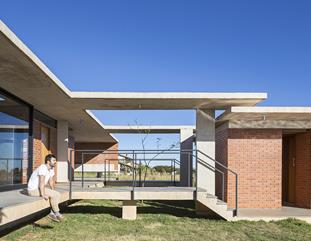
71, 92, 267, 110
217, 107, 311, 129
0, 21, 116, 143
218, 107, 311, 122
0, 20, 267, 142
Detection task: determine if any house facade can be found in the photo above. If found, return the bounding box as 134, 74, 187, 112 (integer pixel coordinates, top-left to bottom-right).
0, 20, 310, 213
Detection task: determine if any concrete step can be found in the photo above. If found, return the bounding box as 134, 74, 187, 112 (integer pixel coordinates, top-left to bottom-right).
216, 199, 227, 206
197, 192, 233, 220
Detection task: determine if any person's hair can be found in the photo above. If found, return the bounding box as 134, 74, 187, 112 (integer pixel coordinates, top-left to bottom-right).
45, 154, 56, 164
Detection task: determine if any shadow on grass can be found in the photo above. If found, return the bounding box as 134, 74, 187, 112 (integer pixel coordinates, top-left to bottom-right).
63, 200, 219, 220
63, 205, 121, 218
32, 223, 53, 229
138, 201, 202, 219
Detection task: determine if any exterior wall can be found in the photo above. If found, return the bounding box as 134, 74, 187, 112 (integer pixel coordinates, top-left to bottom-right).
295, 131, 311, 208
32, 119, 57, 177
74, 142, 119, 171
33, 120, 42, 171
68, 136, 75, 180
215, 124, 228, 201
216, 126, 282, 209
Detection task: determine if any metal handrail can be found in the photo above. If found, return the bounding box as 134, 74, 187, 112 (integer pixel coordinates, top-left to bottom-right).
196, 150, 238, 216
69, 148, 238, 216
76, 157, 181, 187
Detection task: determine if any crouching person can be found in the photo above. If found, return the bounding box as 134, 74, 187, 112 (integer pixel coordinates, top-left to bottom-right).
27, 154, 64, 222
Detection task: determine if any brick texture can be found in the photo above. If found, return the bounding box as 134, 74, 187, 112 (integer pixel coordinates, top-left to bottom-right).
74, 142, 119, 170
216, 126, 282, 209
32, 119, 57, 173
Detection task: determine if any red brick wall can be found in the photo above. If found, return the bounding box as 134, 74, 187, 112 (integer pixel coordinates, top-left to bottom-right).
74, 142, 118, 170
216, 127, 283, 208
295, 131, 311, 208
32, 119, 57, 171
215, 124, 228, 200
33, 120, 42, 170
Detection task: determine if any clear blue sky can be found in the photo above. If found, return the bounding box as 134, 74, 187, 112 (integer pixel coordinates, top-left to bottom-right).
2, 0, 311, 149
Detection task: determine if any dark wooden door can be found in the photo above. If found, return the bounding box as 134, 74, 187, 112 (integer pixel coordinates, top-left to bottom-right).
287, 136, 296, 203
283, 135, 296, 204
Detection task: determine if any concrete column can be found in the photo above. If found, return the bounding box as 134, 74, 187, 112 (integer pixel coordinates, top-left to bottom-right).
180, 128, 194, 187
57, 120, 69, 183
122, 200, 137, 220
196, 109, 215, 194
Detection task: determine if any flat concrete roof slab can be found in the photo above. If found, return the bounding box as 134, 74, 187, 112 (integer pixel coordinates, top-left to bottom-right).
72, 92, 267, 110
0, 21, 116, 143
0, 20, 268, 142
218, 106, 311, 122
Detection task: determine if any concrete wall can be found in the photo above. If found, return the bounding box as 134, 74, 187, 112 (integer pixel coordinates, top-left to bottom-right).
196, 109, 215, 194
216, 125, 282, 208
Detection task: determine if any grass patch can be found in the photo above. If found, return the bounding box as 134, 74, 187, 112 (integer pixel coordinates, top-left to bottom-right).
2, 200, 311, 241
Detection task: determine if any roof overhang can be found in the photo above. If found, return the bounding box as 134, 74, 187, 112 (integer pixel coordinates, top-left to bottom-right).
0, 20, 269, 142
218, 107, 311, 122
0, 21, 117, 143
217, 107, 311, 129
71, 92, 267, 110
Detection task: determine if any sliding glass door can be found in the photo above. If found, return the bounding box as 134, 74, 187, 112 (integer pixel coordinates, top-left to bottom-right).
0, 91, 30, 189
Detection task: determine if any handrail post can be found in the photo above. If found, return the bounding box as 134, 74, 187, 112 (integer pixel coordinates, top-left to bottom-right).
222, 172, 224, 201
82, 153, 84, 188
104, 159, 107, 186
139, 159, 142, 187
170, 160, 173, 183
132, 150, 135, 193
69, 150, 72, 200
235, 174, 238, 217
174, 159, 176, 186
108, 160, 110, 183
195, 149, 198, 199
6, 159, 9, 182
188, 152, 191, 187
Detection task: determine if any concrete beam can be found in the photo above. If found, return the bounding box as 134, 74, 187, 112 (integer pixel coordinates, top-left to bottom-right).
103, 125, 195, 134
196, 109, 216, 194
228, 120, 311, 129
57, 121, 69, 183
218, 106, 311, 122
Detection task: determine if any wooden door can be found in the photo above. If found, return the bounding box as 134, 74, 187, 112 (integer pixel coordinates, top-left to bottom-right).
41, 125, 50, 164
287, 136, 296, 203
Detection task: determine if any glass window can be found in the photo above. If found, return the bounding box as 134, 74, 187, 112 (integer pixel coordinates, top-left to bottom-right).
0, 92, 30, 188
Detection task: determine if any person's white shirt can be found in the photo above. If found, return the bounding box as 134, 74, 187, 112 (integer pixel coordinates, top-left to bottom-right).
28, 164, 55, 191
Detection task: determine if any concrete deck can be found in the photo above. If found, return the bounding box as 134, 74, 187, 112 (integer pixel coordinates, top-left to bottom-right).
1, 183, 311, 230
234, 207, 311, 223
0, 183, 201, 229
0, 187, 69, 229
61, 182, 199, 200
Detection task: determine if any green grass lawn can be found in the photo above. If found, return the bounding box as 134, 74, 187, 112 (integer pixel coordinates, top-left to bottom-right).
3, 200, 311, 241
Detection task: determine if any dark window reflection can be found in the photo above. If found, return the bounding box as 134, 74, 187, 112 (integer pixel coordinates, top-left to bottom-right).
0, 93, 29, 187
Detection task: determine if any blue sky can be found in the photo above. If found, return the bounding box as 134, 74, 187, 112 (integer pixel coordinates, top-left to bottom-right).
2, 0, 311, 149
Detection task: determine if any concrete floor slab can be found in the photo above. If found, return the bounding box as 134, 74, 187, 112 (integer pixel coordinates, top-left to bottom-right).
234, 207, 311, 223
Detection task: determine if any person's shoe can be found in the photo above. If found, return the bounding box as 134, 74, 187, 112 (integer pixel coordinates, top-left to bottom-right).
48, 213, 60, 222
56, 214, 64, 222
54, 212, 64, 222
